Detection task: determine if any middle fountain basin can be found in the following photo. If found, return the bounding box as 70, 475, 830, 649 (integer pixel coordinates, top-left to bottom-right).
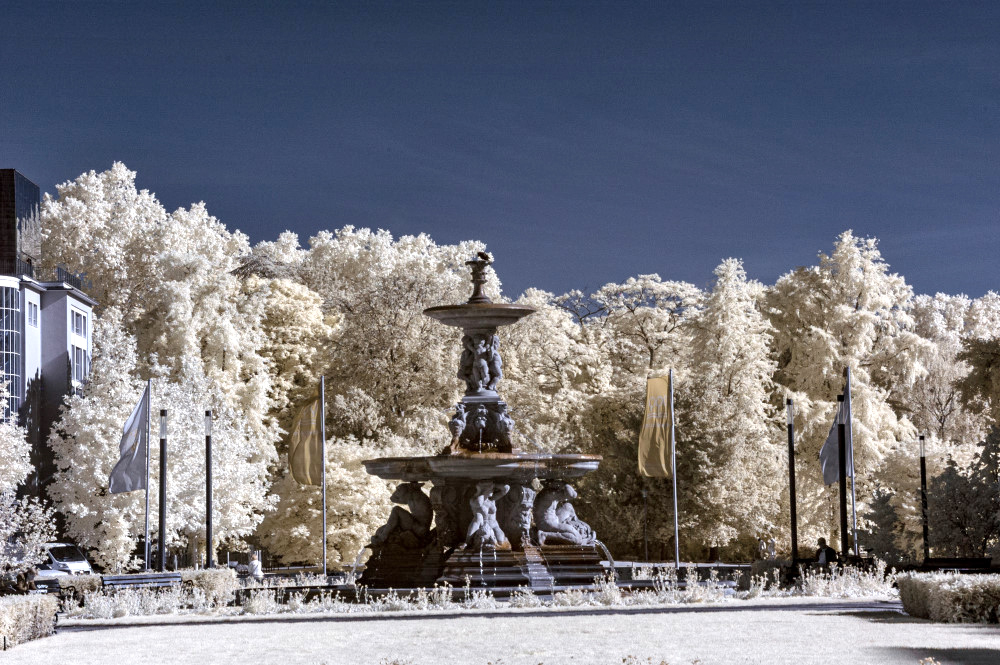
363, 452, 601, 484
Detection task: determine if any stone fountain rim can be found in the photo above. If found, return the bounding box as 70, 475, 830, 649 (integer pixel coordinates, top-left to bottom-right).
362, 452, 602, 483
422, 302, 537, 322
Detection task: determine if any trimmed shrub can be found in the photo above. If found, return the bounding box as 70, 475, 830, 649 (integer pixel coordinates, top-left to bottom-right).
59, 574, 102, 600
899, 573, 1000, 623
0, 595, 59, 648
180, 568, 238, 606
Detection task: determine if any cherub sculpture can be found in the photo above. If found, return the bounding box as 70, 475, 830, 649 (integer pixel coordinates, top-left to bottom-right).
486, 335, 503, 391
533, 481, 597, 546
371, 482, 433, 550
466, 481, 511, 550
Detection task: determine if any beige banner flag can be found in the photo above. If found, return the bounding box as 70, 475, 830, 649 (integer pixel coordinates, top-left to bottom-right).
288, 392, 324, 486
638, 374, 673, 477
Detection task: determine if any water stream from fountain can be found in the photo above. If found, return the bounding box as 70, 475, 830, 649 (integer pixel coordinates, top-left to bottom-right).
349, 544, 371, 580
595, 540, 616, 570
478, 546, 484, 586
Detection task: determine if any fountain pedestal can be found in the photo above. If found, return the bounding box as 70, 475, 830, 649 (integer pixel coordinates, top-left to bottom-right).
359, 257, 609, 589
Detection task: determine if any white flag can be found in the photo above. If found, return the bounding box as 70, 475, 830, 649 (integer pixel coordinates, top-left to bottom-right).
819, 399, 854, 485
108, 384, 150, 494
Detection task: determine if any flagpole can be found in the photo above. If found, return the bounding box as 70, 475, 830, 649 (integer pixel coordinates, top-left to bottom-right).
320, 376, 328, 579
919, 435, 929, 562
158, 409, 167, 572
144, 379, 151, 571
836, 395, 849, 557
845, 367, 859, 557
669, 368, 680, 570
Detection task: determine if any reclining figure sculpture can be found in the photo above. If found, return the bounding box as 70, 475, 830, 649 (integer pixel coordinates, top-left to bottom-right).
533, 480, 597, 546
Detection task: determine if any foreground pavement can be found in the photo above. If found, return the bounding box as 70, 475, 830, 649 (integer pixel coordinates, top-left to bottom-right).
6, 597, 1000, 665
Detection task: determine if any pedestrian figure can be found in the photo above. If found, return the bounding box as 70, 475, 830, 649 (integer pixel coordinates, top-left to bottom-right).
815, 537, 839, 565
249, 553, 264, 582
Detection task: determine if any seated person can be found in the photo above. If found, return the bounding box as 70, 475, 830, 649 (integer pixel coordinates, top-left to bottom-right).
815, 537, 839, 564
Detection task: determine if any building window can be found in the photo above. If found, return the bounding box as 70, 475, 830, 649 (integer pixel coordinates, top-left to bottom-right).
0, 287, 21, 416
72, 310, 87, 338
72, 345, 88, 387
27, 302, 38, 327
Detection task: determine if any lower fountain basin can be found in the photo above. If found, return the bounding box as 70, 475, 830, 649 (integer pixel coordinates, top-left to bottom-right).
362, 452, 601, 484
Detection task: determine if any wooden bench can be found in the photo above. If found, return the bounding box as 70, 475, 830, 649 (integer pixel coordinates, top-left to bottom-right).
30, 577, 61, 594
102, 572, 183, 591
922, 557, 992, 571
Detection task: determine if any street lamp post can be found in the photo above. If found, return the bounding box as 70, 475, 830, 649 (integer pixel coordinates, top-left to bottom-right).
920, 435, 930, 562
786, 398, 798, 563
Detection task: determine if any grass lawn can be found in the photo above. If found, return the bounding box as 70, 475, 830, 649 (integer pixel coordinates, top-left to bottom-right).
5, 597, 999, 665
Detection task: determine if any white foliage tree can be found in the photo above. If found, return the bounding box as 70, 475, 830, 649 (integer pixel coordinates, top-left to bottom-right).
0, 383, 32, 494
767, 231, 927, 549
684, 259, 783, 553
38, 164, 1000, 567
47, 313, 145, 570
0, 383, 55, 578
49, 312, 277, 571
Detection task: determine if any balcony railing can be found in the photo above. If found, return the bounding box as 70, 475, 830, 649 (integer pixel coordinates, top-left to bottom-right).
56, 266, 84, 290
0, 258, 34, 278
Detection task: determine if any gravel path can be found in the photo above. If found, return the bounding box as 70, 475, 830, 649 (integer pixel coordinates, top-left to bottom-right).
6, 597, 1000, 665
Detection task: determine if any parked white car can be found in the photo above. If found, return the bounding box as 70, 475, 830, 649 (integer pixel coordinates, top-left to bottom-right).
33, 543, 93, 578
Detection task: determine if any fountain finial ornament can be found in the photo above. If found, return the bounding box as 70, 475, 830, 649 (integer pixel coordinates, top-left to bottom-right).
466, 252, 494, 304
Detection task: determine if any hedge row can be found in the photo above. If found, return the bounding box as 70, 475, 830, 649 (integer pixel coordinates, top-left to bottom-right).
0, 594, 59, 649
898, 573, 1000, 623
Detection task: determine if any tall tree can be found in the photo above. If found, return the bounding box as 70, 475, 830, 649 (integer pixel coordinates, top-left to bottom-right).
766, 231, 926, 547
683, 259, 782, 555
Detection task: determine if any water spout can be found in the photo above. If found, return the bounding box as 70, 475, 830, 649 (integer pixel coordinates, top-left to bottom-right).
595, 539, 615, 570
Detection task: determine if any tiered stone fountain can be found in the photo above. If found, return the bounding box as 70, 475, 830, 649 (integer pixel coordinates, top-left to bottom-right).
359, 256, 608, 590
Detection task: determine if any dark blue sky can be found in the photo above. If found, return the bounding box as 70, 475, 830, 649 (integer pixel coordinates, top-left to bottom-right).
3, 2, 998, 298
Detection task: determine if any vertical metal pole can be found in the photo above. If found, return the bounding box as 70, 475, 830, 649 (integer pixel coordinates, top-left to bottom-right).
158, 409, 167, 573
669, 368, 680, 569
786, 398, 798, 563
144, 379, 151, 571
641, 485, 649, 561
837, 395, 849, 557
205, 409, 213, 569
920, 435, 930, 562
320, 377, 327, 578
845, 367, 859, 557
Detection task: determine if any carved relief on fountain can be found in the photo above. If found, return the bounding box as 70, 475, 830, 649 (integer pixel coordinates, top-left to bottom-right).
445, 401, 515, 454
533, 480, 597, 547
499, 483, 537, 550
465, 481, 511, 550
370, 482, 434, 551
429, 483, 462, 548
457, 332, 503, 395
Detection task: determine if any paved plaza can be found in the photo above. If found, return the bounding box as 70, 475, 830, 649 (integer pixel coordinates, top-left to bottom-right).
6, 598, 1000, 665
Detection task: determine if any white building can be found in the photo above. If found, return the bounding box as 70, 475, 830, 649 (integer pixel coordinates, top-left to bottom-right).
1, 169, 96, 493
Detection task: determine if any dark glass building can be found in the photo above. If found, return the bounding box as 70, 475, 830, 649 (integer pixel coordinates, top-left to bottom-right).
0, 169, 42, 277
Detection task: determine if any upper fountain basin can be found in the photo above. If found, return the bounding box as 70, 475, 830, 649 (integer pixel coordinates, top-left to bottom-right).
423, 303, 536, 329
